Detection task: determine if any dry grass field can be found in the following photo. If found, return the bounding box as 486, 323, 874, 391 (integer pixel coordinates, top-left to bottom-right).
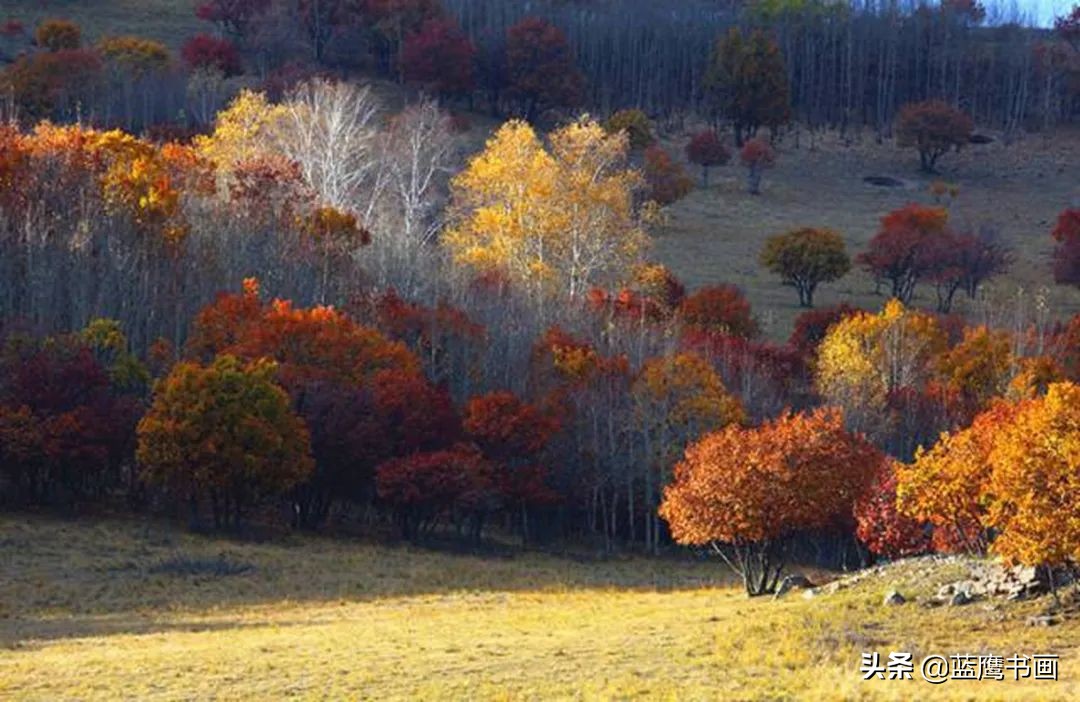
1, 515, 1078, 700
654, 126, 1080, 339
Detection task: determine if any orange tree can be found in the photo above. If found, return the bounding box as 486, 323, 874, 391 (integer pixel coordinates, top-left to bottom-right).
985, 382, 1080, 588
895, 100, 973, 173
136, 355, 313, 529
897, 400, 1025, 553
659, 408, 882, 595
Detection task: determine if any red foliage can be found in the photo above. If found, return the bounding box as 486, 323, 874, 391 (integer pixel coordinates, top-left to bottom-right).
856, 203, 950, 303
195, 0, 269, 38
854, 461, 932, 559
464, 391, 559, 463
376, 444, 498, 538
678, 284, 758, 338
0, 333, 142, 506
1051, 208, 1080, 288
505, 17, 585, 119
181, 34, 242, 76
788, 303, 862, 356
739, 137, 775, 168
643, 145, 693, 206
5, 49, 103, 120
685, 130, 730, 168
401, 18, 476, 97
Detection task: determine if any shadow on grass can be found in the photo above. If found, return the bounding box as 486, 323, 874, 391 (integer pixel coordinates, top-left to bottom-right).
0, 513, 739, 646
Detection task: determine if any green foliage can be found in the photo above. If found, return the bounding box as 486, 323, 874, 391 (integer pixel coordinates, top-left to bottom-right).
702, 28, 791, 144
603, 108, 654, 150
136, 354, 313, 528
760, 227, 851, 307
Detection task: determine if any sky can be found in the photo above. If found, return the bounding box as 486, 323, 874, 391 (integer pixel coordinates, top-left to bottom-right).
989, 0, 1068, 26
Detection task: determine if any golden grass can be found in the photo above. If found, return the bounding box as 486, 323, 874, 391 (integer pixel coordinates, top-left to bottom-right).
1, 515, 1077, 700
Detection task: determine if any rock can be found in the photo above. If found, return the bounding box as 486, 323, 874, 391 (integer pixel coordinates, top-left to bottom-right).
937, 583, 955, 598
950, 590, 973, 606
773, 574, 814, 599
969, 133, 994, 145
801, 588, 817, 600
1027, 615, 1059, 627
883, 590, 906, 606
863, 175, 904, 188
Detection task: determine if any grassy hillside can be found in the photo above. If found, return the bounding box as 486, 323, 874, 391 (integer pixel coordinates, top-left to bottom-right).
654, 126, 1080, 339
7, 1, 201, 50
1, 515, 1077, 700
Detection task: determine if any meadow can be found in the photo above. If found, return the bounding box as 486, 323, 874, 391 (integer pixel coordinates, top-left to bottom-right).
1, 515, 1077, 700
654, 126, 1080, 339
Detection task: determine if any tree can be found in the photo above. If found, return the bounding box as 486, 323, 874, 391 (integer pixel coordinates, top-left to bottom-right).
739, 138, 774, 195
857, 204, 950, 304
816, 299, 947, 438
788, 303, 862, 357
98, 36, 170, 77
445, 118, 647, 305
603, 109, 654, 150
895, 100, 973, 173
181, 35, 242, 77
136, 355, 313, 529
854, 460, 932, 560
929, 228, 1011, 310
679, 284, 758, 338
504, 17, 584, 121
464, 390, 560, 542
760, 227, 850, 307
684, 130, 730, 186
934, 325, 1013, 408
195, 0, 270, 40
702, 28, 790, 146
376, 443, 497, 541
985, 382, 1080, 585
1051, 208, 1080, 288
659, 408, 882, 595
34, 19, 81, 51
897, 400, 1022, 554
643, 145, 692, 206
401, 18, 477, 99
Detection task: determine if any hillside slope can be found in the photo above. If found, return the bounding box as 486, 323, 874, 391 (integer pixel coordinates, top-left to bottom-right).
1, 516, 1077, 700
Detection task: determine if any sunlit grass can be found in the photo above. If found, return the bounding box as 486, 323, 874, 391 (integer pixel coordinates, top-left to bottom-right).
1, 515, 1077, 700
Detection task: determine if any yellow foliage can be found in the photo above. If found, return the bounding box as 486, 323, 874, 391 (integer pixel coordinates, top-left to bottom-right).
816, 299, 946, 433
193, 90, 287, 170
445, 118, 648, 300
986, 382, 1080, 569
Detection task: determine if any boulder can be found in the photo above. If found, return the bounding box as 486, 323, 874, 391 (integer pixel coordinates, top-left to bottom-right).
773, 574, 815, 599
883, 590, 906, 606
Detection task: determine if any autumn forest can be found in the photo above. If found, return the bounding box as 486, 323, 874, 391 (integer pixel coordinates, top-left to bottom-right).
1, 1, 1079, 699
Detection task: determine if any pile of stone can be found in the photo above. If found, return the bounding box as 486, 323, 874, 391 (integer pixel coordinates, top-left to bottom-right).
926, 563, 1053, 607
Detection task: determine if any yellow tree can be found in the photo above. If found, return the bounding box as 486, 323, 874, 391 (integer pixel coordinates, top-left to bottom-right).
986, 382, 1080, 584
193, 89, 286, 170
633, 352, 745, 552
444, 118, 648, 308
816, 299, 946, 436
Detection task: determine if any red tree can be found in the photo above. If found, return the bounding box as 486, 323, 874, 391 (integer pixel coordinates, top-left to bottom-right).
854, 461, 932, 560
1051, 208, 1080, 288
643, 145, 693, 206
857, 203, 950, 303
505, 17, 584, 121
685, 130, 730, 186
679, 284, 759, 338
739, 137, 775, 194
181, 34, 242, 76
401, 18, 476, 98
195, 0, 269, 39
